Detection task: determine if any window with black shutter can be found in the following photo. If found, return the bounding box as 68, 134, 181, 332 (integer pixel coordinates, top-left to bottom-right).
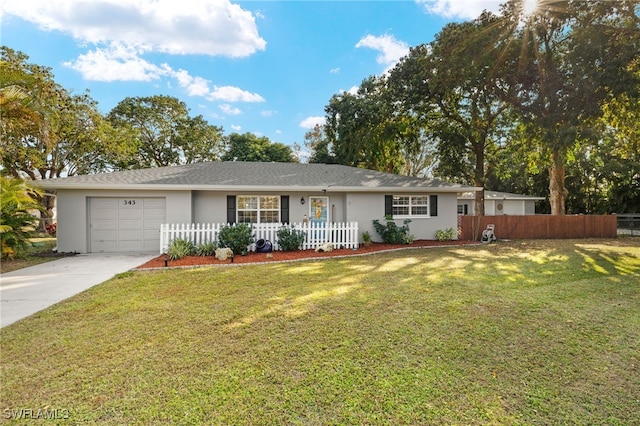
430, 195, 438, 217
227, 195, 236, 224
281, 196, 290, 224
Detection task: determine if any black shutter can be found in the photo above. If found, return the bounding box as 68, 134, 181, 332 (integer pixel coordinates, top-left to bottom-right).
281, 195, 290, 224
226, 195, 236, 224
430, 195, 438, 217
385, 195, 393, 217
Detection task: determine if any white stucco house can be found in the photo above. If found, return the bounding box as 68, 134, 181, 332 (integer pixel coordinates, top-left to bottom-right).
457, 191, 545, 216
35, 161, 480, 254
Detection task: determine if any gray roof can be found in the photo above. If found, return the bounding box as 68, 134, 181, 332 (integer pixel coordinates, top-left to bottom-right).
459, 190, 545, 200
35, 162, 479, 193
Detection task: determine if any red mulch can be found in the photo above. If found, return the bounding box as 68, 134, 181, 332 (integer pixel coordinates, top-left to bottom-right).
137, 240, 478, 269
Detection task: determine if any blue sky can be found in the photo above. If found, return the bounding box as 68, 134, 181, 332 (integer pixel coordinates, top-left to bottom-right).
1, 0, 506, 159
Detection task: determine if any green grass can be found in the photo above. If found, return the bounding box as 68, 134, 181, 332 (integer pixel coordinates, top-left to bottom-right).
1, 239, 639, 425
0, 237, 58, 273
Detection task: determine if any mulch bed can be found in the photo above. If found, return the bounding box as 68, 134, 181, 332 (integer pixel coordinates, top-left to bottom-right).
137, 240, 479, 269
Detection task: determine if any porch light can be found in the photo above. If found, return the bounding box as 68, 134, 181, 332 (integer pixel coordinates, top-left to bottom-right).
300, 197, 305, 205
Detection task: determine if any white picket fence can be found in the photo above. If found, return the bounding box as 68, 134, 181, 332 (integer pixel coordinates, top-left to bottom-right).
159, 222, 359, 254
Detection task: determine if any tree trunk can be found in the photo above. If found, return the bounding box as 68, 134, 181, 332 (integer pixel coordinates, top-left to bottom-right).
473, 139, 485, 216
549, 149, 568, 215
474, 187, 485, 216
36, 193, 57, 231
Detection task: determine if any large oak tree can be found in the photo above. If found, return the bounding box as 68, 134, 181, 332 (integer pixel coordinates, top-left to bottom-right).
503, 0, 640, 214
107, 95, 225, 169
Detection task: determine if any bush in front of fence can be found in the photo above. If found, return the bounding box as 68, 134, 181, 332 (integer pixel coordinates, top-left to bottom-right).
276, 225, 306, 252
167, 238, 197, 260
218, 223, 255, 255
196, 241, 217, 257
435, 228, 456, 242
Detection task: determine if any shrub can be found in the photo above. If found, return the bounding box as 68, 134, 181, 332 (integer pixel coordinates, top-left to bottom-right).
372, 215, 414, 244
435, 227, 456, 242
196, 241, 217, 257
1, 177, 43, 259
362, 231, 373, 247
218, 223, 254, 255
276, 225, 306, 251
167, 238, 196, 260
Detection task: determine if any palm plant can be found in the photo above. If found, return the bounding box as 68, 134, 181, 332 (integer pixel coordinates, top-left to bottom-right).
0, 176, 43, 259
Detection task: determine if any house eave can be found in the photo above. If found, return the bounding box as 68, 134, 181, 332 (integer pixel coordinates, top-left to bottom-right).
34, 182, 482, 193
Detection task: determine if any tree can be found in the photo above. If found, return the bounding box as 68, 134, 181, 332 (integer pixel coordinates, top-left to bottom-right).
1, 47, 134, 220
503, 0, 640, 214
324, 76, 404, 173
107, 95, 225, 169
0, 48, 48, 152
305, 124, 337, 164
486, 122, 550, 212
0, 177, 43, 259
388, 12, 519, 214
591, 93, 640, 213
221, 132, 298, 163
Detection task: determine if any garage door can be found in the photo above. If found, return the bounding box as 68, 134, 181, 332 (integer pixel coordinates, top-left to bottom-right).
89, 198, 166, 252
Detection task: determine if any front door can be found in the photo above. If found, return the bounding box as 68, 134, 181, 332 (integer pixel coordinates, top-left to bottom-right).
309, 196, 329, 224
308, 196, 329, 242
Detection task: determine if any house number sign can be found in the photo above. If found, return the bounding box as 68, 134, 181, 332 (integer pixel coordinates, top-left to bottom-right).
122, 200, 137, 206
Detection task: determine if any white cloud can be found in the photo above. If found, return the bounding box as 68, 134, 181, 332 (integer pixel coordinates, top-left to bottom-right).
208, 86, 265, 103
63, 43, 167, 82
415, 0, 502, 19
330, 68, 341, 74
355, 34, 409, 70
347, 86, 359, 96
172, 69, 212, 97
3, 0, 266, 57
219, 104, 243, 115
63, 47, 266, 104
8, 0, 268, 104
299, 116, 325, 129
64, 43, 265, 106
231, 124, 242, 131
261, 110, 276, 117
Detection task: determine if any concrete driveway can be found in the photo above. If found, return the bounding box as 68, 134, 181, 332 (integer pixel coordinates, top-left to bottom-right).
0, 253, 157, 328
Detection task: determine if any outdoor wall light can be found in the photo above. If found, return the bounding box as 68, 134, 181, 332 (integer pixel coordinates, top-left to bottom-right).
300, 197, 305, 205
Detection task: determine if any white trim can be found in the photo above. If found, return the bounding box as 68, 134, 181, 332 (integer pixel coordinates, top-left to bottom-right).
35, 182, 482, 193
236, 195, 281, 224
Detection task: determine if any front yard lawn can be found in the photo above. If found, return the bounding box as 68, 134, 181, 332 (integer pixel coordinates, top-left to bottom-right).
1, 239, 639, 424
0, 237, 63, 274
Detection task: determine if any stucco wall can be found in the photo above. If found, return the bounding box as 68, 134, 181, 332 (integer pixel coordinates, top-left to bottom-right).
56, 189, 192, 253
524, 200, 536, 215
192, 191, 346, 224
57, 189, 461, 252
346, 192, 460, 242
463, 199, 537, 216
503, 200, 524, 215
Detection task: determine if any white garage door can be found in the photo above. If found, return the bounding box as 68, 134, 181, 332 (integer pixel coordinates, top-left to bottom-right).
89, 198, 166, 252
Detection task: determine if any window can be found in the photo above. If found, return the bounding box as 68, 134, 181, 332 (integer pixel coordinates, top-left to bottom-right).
457, 204, 469, 215
392, 195, 429, 217
237, 196, 280, 223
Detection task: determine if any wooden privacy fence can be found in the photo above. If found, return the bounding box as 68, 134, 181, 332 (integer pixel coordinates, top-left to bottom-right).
459, 215, 617, 241
160, 222, 359, 254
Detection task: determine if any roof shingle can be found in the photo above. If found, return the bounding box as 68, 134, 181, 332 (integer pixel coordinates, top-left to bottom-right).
36, 162, 478, 193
